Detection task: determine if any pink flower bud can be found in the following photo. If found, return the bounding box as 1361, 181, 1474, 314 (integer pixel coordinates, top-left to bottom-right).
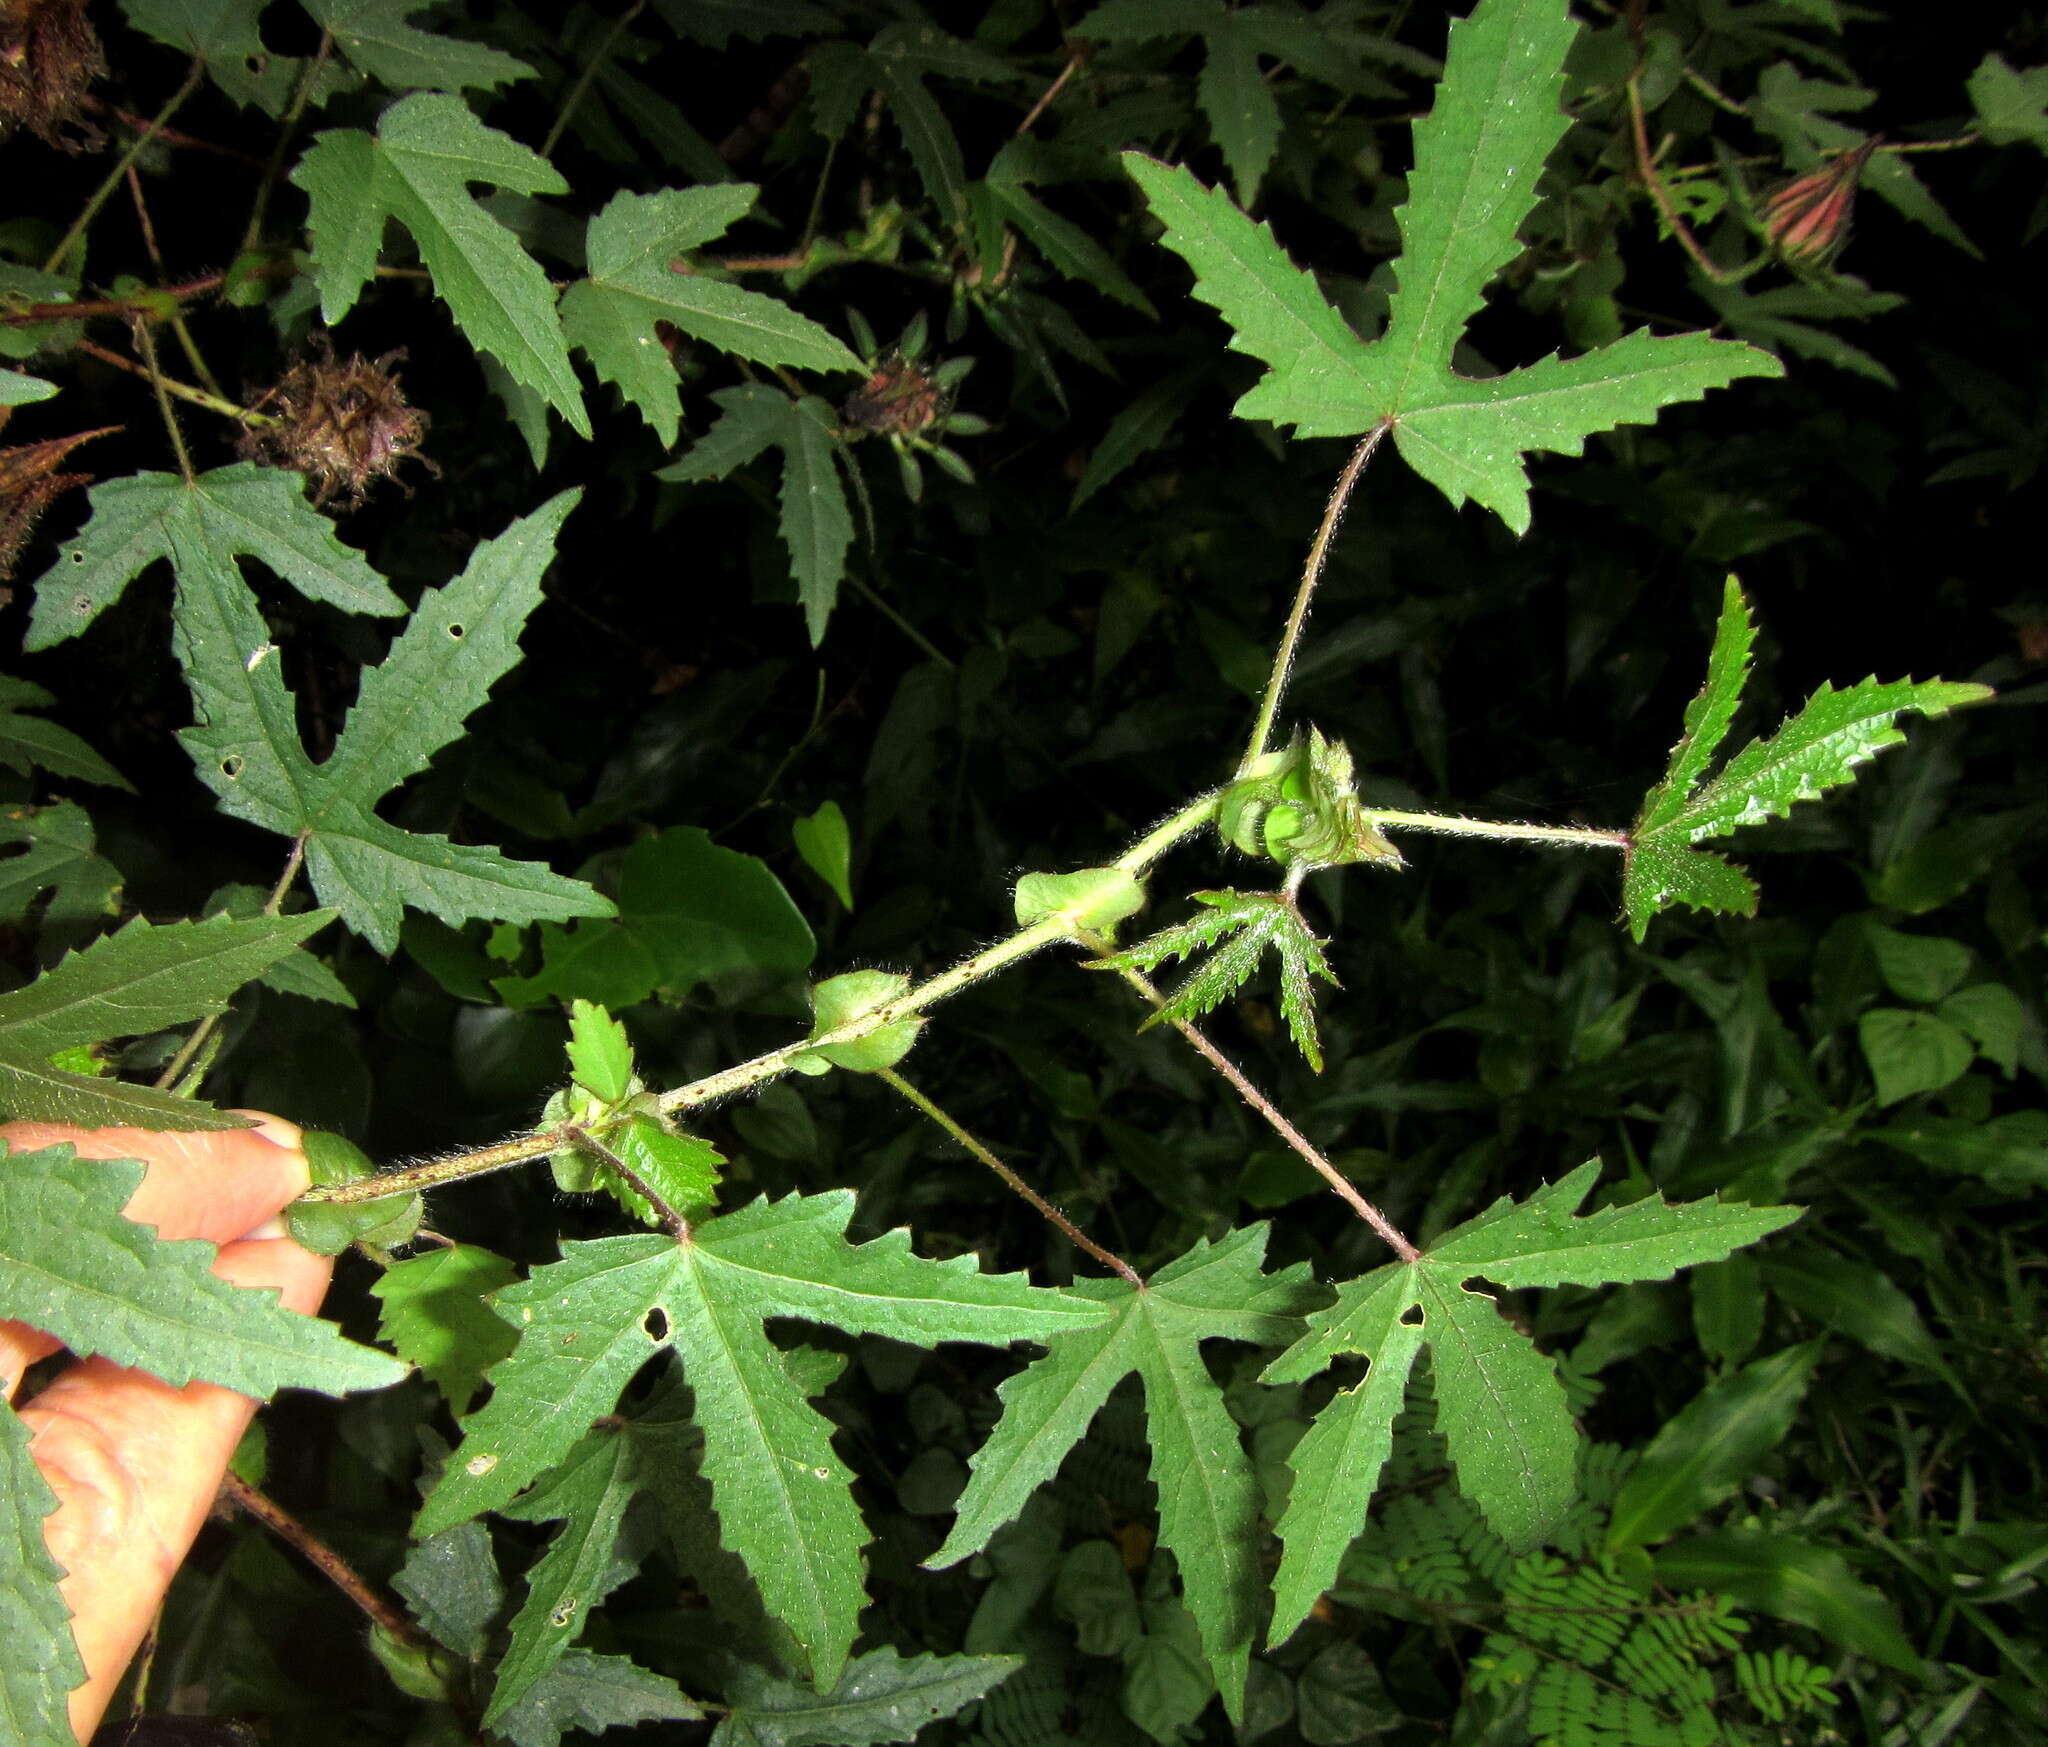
1760, 137, 1880, 266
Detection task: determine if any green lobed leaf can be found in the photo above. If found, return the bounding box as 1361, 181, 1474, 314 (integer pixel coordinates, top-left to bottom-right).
0, 1403, 81, 1747
658, 385, 855, 639
1263, 1166, 1798, 1625
600, 1118, 724, 1225
394, 1519, 504, 1660
563, 187, 861, 446
302, 0, 534, 94
26, 463, 401, 650
119, 0, 358, 113
1970, 53, 2048, 152
1624, 579, 1991, 940
0, 912, 333, 1128
1123, 0, 1780, 532
0, 1143, 407, 1395
0, 804, 121, 933
292, 94, 590, 434
487, 1428, 644, 1726
371, 1243, 521, 1417
171, 488, 610, 952
710, 1647, 1020, 1747
566, 999, 633, 1105
1197, 14, 1281, 204
928, 1226, 1321, 1722
418, 1192, 1108, 1688
1264, 1270, 1422, 1645
493, 1650, 702, 1747
1099, 889, 1336, 1070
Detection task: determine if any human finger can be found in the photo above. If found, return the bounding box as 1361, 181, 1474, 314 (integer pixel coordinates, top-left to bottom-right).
0, 1112, 310, 1247
19, 1229, 333, 1742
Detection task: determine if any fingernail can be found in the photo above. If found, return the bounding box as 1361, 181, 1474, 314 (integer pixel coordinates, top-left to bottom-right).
242, 1215, 288, 1241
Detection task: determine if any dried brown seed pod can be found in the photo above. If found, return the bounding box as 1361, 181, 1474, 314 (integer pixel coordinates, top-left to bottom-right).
0, 0, 107, 150
841, 354, 949, 439
238, 344, 435, 509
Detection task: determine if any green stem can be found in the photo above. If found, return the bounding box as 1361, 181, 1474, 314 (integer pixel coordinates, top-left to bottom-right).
75, 338, 263, 422
43, 66, 203, 277
1364, 810, 1628, 851
300, 793, 1224, 1206
1239, 425, 1387, 776
540, 0, 646, 160
130, 318, 193, 484
879, 1068, 1142, 1286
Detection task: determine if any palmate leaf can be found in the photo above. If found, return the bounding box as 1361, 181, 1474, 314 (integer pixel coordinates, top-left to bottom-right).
487, 1427, 644, 1726
415, 1191, 1107, 1689
25, 463, 401, 650
168, 488, 610, 951
292, 94, 589, 435
1262, 1163, 1798, 1644
0, 803, 120, 934
563, 188, 863, 446
1623, 577, 1992, 941
1096, 889, 1337, 1070
926, 1226, 1322, 1722
1124, 0, 1782, 533
301, 0, 534, 95
0, 913, 334, 1129
119, 0, 358, 114
0, 1142, 406, 1393
659, 386, 854, 644
371, 1243, 520, 1416
494, 1650, 701, 1747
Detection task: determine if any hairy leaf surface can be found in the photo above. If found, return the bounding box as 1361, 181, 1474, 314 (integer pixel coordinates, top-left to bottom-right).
26, 463, 400, 649
293, 94, 589, 433
0, 913, 333, 1128
172, 489, 610, 950
927, 1226, 1320, 1721
0, 1143, 406, 1393
1624, 577, 1992, 939
711, 1647, 1021, 1747
1124, 0, 1781, 531
563, 187, 861, 445
419, 1192, 1107, 1688
1262, 1164, 1798, 1642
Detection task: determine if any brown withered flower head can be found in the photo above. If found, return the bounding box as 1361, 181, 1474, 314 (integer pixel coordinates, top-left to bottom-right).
841, 353, 949, 439
1760, 136, 1880, 269
239, 344, 434, 509
0, 0, 107, 149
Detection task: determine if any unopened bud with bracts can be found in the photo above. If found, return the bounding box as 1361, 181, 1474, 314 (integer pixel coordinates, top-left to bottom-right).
1759, 136, 1879, 268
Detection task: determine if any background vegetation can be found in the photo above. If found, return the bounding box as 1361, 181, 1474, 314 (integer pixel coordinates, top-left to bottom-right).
1, 0, 2043, 1743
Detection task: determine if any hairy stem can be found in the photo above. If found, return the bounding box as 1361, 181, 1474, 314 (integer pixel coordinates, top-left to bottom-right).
1080, 931, 1419, 1263
300, 793, 1224, 1206
129, 319, 192, 485
219, 1472, 426, 1649
571, 1123, 689, 1240
1626, 73, 1740, 284
879, 1069, 1142, 1287
75, 339, 268, 424
1239, 426, 1387, 776
42, 66, 203, 277
1364, 810, 1628, 850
